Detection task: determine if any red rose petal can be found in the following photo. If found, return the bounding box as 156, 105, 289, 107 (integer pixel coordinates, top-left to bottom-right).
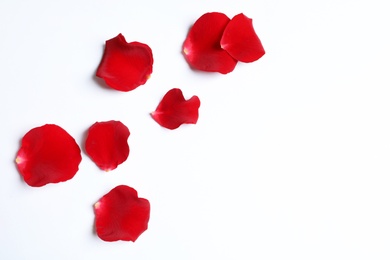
96, 34, 153, 92
85, 120, 130, 171
220, 13, 265, 63
15, 124, 82, 187
183, 12, 238, 74
94, 185, 150, 242
151, 88, 201, 130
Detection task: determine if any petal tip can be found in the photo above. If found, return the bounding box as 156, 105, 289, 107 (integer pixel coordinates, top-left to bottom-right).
94, 202, 101, 209
15, 156, 22, 164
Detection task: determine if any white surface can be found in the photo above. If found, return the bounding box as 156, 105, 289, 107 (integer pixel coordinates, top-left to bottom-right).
1, 0, 390, 259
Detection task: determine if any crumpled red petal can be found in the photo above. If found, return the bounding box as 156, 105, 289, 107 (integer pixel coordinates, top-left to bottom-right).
220, 13, 265, 63
183, 12, 238, 74
151, 88, 201, 130
15, 124, 82, 187
94, 185, 150, 242
96, 34, 153, 92
85, 120, 130, 171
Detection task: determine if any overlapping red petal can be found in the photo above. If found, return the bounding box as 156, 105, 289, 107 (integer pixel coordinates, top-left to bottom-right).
221, 13, 265, 63
151, 88, 201, 130
183, 12, 238, 74
94, 185, 150, 242
15, 124, 82, 187
85, 120, 130, 171
96, 34, 153, 92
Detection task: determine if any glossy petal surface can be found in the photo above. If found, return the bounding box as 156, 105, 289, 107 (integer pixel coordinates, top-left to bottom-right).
94, 185, 150, 242
183, 12, 237, 74
15, 124, 82, 187
96, 34, 153, 92
151, 88, 201, 130
221, 13, 265, 63
85, 121, 130, 171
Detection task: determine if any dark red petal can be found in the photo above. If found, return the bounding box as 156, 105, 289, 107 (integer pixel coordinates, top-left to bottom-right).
220, 13, 265, 63
15, 124, 82, 187
94, 185, 150, 242
96, 34, 153, 92
183, 12, 238, 74
151, 88, 201, 130
85, 120, 130, 171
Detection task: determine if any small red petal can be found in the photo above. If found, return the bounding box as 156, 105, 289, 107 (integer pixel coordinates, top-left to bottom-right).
15, 124, 82, 187
183, 12, 238, 74
220, 13, 265, 63
85, 121, 130, 171
94, 185, 150, 242
96, 34, 153, 92
151, 88, 201, 130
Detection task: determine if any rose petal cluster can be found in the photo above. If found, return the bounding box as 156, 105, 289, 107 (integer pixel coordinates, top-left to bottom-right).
13, 11, 265, 244
15, 121, 148, 242
183, 12, 265, 74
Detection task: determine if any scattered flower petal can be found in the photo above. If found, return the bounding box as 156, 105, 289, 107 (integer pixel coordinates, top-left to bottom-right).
85, 120, 130, 171
94, 185, 150, 242
15, 124, 82, 187
151, 88, 201, 130
220, 13, 265, 63
183, 12, 238, 74
96, 34, 153, 92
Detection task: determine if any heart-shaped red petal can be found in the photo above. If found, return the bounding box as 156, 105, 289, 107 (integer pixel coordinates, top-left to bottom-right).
15, 124, 82, 187
85, 120, 130, 171
183, 12, 238, 74
220, 13, 265, 63
96, 34, 153, 92
151, 88, 201, 130
94, 185, 150, 242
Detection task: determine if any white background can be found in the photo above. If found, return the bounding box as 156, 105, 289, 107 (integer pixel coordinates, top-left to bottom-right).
1, 0, 390, 259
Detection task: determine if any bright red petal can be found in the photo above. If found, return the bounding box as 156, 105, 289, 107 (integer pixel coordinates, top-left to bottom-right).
151, 88, 201, 130
220, 13, 265, 63
94, 185, 150, 242
85, 121, 130, 171
183, 12, 238, 74
15, 124, 82, 187
96, 34, 153, 92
